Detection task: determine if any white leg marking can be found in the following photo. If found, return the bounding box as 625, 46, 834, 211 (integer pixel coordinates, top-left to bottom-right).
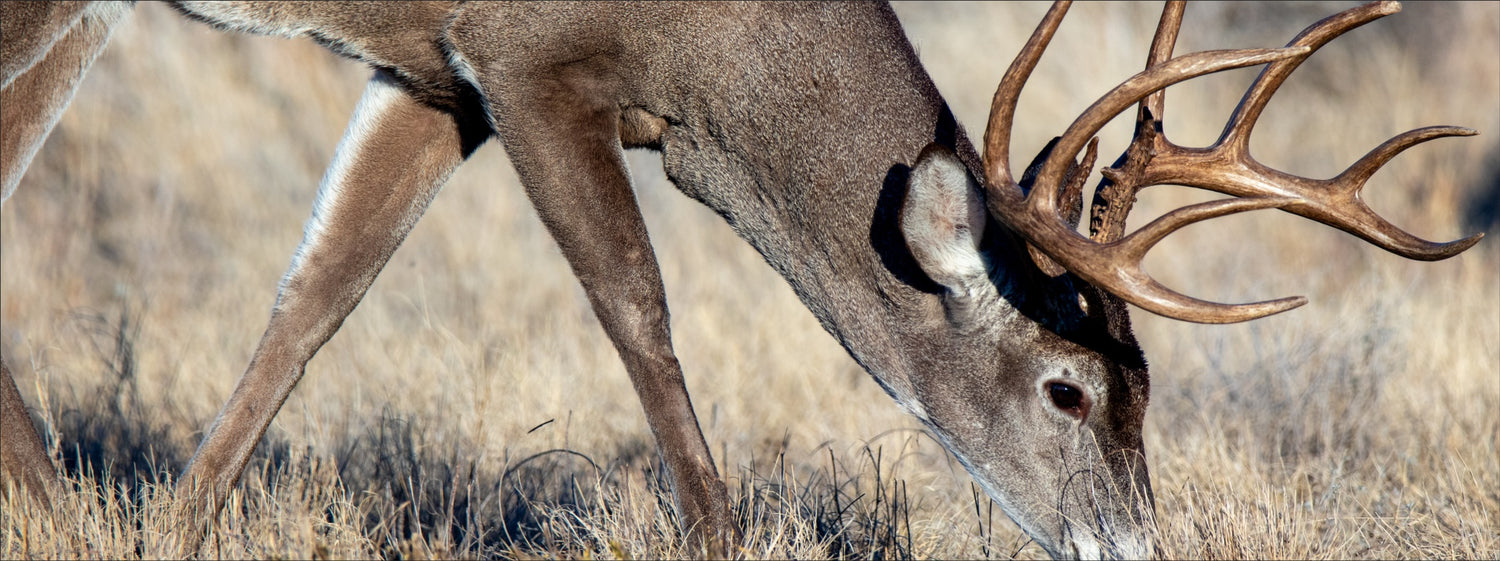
282, 72, 405, 287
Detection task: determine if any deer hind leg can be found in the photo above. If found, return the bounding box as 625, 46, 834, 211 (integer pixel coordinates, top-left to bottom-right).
1, 361, 57, 508
172, 70, 485, 553
1, 0, 93, 90
1, 1, 128, 200
469, 74, 738, 556
1, 1, 130, 508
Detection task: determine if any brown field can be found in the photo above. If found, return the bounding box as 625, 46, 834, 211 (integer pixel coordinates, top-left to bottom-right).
2, 2, 1496, 559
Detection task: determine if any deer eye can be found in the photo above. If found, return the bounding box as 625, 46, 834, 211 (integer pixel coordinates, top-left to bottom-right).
1045, 380, 1090, 420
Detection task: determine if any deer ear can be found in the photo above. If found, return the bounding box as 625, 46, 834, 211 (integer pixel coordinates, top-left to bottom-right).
903, 144, 992, 301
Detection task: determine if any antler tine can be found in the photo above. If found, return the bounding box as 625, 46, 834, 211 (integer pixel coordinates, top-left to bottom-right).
1087, 260, 1308, 325
1140, 1, 1185, 126
1338, 126, 1477, 193
983, 1, 1071, 196
1135, 1, 1486, 260
1216, 1, 1400, 153
1092, 1, 1185, 245
1025, 45, 1308, 216
1003, 192, 1309, 323
1106, 196, 1312, 323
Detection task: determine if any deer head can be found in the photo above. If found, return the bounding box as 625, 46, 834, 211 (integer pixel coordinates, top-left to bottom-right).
898, 1, 1479, 557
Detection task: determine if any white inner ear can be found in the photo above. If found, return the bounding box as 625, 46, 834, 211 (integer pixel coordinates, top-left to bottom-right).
902, 146, 991, 296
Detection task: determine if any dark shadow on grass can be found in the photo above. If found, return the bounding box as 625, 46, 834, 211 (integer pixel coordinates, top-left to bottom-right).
41, 305, 945, 559
52, 305, 189, 490
52, 395, 944, 559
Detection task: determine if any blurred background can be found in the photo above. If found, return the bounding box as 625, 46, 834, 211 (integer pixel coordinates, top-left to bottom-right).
2, 2, 1496, 558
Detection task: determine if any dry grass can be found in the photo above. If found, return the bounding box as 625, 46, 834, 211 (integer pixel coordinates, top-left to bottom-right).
2, 2, 1496, 559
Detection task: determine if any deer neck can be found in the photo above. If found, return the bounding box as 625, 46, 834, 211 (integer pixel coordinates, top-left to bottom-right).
640, 4, 1038, 412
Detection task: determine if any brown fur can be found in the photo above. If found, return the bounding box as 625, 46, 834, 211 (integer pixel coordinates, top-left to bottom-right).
0, 0, 90, 89
1, 1, 125, 199
0, 360, 55, 508
169, 1, 470, 111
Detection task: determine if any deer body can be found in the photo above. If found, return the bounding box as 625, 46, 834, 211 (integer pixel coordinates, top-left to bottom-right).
445, 4, 1157, 555
0, 2, 1478, 559
448, 1, 973, 407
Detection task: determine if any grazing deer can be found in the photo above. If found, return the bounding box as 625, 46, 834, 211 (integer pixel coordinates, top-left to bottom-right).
0, 1, 1481, 559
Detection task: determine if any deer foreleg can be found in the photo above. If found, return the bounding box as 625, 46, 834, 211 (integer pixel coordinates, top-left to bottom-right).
171, 70, 484, 553
477, 79, 739, 556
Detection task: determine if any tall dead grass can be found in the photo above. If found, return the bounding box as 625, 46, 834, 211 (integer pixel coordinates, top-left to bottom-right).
2, 2, 1496, 559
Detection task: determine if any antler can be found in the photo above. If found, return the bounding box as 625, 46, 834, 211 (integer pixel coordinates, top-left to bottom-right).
983, 1, 1483, 324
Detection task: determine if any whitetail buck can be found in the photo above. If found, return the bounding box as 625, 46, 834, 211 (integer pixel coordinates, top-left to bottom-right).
0, 1, 1482, 558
